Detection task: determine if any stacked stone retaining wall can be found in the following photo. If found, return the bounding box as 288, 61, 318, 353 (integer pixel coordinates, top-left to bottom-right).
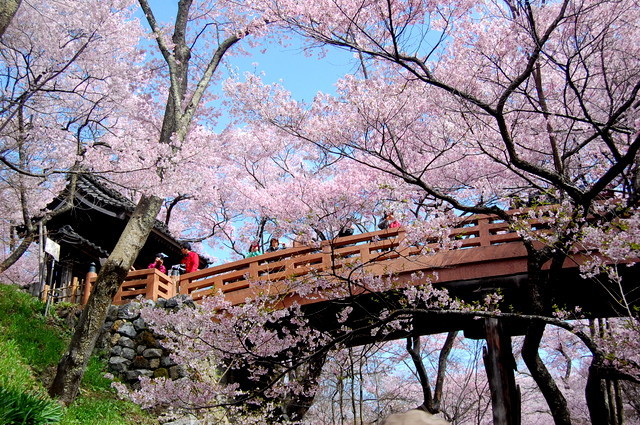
97, 295, 195, 384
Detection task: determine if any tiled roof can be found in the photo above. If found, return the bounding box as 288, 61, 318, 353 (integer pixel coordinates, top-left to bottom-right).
53, 225, 110, 258
73, 174, 175, 239
77, 174, 134, 210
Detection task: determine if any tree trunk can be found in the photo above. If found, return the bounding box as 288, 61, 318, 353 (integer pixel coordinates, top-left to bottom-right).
49, 194, 163, 405
407, 336, 434, 410
585, 319, 614, 425
522, 322, 571, 425
586, 364, 611, 425
483, 318, 520, 425
0, 230, 35, 273
0, 0, 20, 38
519, 251, 574, 425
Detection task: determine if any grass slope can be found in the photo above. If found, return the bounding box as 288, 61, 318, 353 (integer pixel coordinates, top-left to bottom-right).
0, 284, 155, 425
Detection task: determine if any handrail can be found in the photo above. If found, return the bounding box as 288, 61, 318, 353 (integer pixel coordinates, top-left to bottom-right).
86, 268, 176, 305
179, 228, 406, 302
179, 209, 550, 303
75, 208, 551, 306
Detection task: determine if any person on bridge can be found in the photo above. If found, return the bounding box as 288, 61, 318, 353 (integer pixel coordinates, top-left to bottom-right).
180, 243, 200, 273
266, 237, 283, 252
246, 241, 260, 258
337, 220, 355, 238
147, 253, 168, 274
378, 212, 401, 229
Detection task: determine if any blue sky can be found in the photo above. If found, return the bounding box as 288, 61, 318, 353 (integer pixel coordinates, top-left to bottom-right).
139, 1, 358, 103
232, 41, 357, 102
136, 2, 358, 261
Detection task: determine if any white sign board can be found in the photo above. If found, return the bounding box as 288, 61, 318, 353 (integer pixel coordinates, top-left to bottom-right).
44, 238, 60, 262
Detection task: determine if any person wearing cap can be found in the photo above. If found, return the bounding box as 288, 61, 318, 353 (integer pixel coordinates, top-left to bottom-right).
180, 243, 200, 273
148, 253, 168, 274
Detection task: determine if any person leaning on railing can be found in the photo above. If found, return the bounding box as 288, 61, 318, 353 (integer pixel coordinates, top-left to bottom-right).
266, 237, 284, 252
147, 253, 168, 274
180, 243, 200, 273
246, 241, 260, 258
378, 211, 401, 230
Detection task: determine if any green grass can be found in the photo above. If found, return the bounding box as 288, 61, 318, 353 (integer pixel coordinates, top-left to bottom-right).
0, 285, 68, 374
0, 284, 155, 425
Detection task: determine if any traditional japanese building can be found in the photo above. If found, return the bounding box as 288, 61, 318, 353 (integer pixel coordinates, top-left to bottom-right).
42, 173, 205, 300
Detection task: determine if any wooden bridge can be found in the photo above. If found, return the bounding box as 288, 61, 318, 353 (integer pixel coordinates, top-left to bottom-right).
75, 207, 638, 425
91, 210, 532, 306
75, 207, 635, 329
177, 214, 539, 306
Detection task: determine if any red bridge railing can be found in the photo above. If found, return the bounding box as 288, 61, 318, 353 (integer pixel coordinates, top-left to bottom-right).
178, 210, 547, 304
78, 208, 552, 306
85, 268, 177, 305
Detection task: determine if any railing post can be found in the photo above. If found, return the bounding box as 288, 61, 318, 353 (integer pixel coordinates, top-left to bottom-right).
82, 263, 97, 305
396, 228, 408, 255
248, 258, 259, 281
70, 277, 79, 304
179, 275, 190, 296
321, 241, 332, 270
169, 267, 180, 296
147, 269, 158, 302
359, 241, 371, 263
166, 272, 176, 299
477, 216, 492, 247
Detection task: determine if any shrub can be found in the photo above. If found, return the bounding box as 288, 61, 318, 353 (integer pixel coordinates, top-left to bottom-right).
0, 385, 63, 425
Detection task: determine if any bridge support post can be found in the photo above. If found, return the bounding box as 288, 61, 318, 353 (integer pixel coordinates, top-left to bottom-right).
483, 318, 521, 425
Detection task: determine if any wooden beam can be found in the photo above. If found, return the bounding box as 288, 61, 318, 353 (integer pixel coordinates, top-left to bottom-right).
483, 318, 521, 425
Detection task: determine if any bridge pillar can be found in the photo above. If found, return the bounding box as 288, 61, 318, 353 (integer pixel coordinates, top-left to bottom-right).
483, 318, 521, 425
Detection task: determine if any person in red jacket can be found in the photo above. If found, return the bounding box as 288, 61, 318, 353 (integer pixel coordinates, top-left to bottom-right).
180, 243, 200, 273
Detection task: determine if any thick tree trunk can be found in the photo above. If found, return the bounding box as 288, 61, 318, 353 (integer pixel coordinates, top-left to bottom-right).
522, 323, 571, 425
483, 318, 520, 425
585, 364, 612, 425
519, 252, 573, 425
49, 194, 163, 405
0, 0, 20, 38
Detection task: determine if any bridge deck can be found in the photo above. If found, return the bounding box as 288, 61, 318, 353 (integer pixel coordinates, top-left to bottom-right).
81, 207, 640, 341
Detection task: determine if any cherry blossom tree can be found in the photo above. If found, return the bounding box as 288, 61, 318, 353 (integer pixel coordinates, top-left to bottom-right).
220, 0, 640, 423
4, 0, 637, 421
0, 0, 147, 276
48, 0, 273, 405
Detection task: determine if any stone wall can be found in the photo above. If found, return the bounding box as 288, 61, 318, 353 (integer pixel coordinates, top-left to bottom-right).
98, 295, 195, 384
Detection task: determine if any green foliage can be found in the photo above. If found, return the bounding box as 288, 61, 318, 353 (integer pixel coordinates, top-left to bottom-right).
0, 339, 38, 390
0, 284, 156, 425
61, 397, 149, 425
81, 356, 114, 391
51, 302, 77, 312
60, 355, 153, 425
0, 386, 63, 425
